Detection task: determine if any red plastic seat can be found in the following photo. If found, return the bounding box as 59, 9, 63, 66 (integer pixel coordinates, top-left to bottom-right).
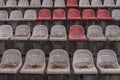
82, 9, 97, 20
37, 9, 51, 20
66, 0, 78, 7
52, 9, 66, 20
97, 9, 112, 20
69, 25, 87, 41
68, 9, 81, 20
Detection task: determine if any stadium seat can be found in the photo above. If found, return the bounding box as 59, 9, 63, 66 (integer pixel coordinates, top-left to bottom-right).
0, 49, 22, 73
91, 0, 102, 7
73, 49, 97, 74
0, 25, 13, 40
79, 0, 90, 7
42, 0, 53, 8
54, 0, 65, 8
10, 25, 30, 40
116, 0, 120, 6
105, 25, 120, 41
18, 0, 29, 7
87, 25, 106, 41
20, 49, 45, 74
53, 9, 66, 20
112, 9, 120, 20
47, 49, 70, 74
97, 9, 112, 20
30, 25, 48, 41
6, 0, 17, 7
9, 10, 22, 21
82, 9, 97, 20
30, 0, 41, 7
104, 0, 115, 7
66, 0, 78, 8
23, 9, 36, 21
0, 0, 5, 7
67, 9, 81, 20
0, 10, 8, 21
50, 25, 67, 41
69, 25, 87, 41
97, 49, 120, 74
37, 9, 51, 20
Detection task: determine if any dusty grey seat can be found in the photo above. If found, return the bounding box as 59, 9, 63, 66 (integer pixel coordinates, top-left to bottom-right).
18, 0, 29, 7
105, 25, 120, 41
103, 0, 115, 7
97, 49, 120, 74
54, 0, 65, 8
87, 25, 106, 41
112, 9, 120, 20
0, 10, 8, 21
30, 0, 41, 7
0, 49, 22, 73
116, 0, 120, 6
42, 0, 53, 8
73, 49, 97, 74
9, 10, 22, 21
79, 0, 90, 7
6, 0, 17, 7
30, 25, 48, 41
20, 49, 45, 74
23, 9, 36, 21
47, 49, 70, 74
0, 0, 5, 7
91, 0, 102, 7
0, 25, 13, 40
10, 25, 30, 40
50, 25, 67, 41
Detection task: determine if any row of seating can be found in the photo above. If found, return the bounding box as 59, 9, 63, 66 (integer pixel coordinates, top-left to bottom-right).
1, 24, 120, 41
0, 48, 119, 75
0, 0, 120, 8
0, 9, 120, 21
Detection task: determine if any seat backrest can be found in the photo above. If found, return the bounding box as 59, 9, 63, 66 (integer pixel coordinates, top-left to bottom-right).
6, 0, 17, 7
18, 0, 29, 7
0, 10, 8, 20
91, 0, 102, 6
30, 0, 41, 7
54, 0, 65, 7
112, 9, 120, 19
104, 0, 115, 6
79, 0, 90, 6
116, 0, 120, 6
9, 10, 22, 19
42, 0, 53, 7
24, 10, 36, 19
0, 0, 5, 7
67, 0, 78, 7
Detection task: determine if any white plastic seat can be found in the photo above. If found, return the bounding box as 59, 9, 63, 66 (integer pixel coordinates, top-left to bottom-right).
50, 25, 67, 41
47, 49, 70, 74
54, 0, 65, 8
30, 25, 48, 41
73, 49, 97, 74
6, 0, 17, 7
105, 25, 120, 41
91, 0, 102, 7
79, 0, 90, 7
97, 49, 120, 74
112, 9, 120, 20
20, 49, 45, 74
0, 49, 22, 73
87, 25, 106, 41
42, 0, 53, 8
23, 9, 36, 21
10, 25, 30, 40
0, 25, 13, 40
103, 0, 115, 7
0, 10, 8, 21
116, 0, 120, 6
9, 10, 22, 21
0, 0, 5, 7
18, 0, 29, 7
30, 0, 41, 7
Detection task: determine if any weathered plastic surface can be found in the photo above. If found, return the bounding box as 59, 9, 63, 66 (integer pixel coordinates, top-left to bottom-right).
0, 49, 22, 73
112, 9, 120, 20
18, 0, 29, 7
103, 0, 115, 7
42, 0, 53, 8
69, 25, 87, 41
79, 0, 90, 7
0, 25, 13, 40
10, 25, 30, 40
116, 0, 120, 6
91, 0, 102, 7
20, 49, 45, 74
47, 49, 70, 74
67, 9, 81, 20
54, 0, 65, 8
30, 0, 41, 7
97, 49, 120, 74
87, 25, 106, 41
6, 0, 17, 7
0, 10, 8, 21
73, 49, 97, 74
30, 25, 48, 41
105, 25, 120, 41
66, 0, 78, 7
0, 0, 5, 7
50, 25, 67, 41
